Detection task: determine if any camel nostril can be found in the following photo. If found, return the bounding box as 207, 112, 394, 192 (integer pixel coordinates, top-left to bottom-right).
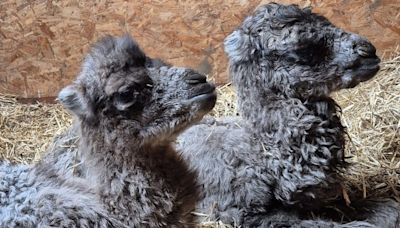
354, 41, 377, 58
186, 73, 207, 85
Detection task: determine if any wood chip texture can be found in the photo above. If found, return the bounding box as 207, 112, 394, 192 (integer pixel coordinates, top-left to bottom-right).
0, 0, 399, 98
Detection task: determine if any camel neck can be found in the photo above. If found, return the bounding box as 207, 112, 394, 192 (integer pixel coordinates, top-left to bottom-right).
78, 124, 165, 186
231, 63, 343, 140
233, 67, 346, 168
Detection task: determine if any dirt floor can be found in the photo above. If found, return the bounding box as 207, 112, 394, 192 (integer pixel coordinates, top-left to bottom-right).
0, 55, 399, 227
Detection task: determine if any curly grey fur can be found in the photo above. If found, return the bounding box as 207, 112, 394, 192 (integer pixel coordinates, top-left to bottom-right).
43, 35, 216, 227
0, 161, 126, 227
177, 2, 399, 227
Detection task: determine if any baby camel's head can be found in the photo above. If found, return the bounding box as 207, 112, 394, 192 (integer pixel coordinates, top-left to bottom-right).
59, 35, 216, 144
225, 3, 380, 98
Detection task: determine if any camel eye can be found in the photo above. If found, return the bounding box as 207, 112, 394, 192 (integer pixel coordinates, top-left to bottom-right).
113, 88, 141, 112
114, 85, 142, 106
113, 82, 153, 112
116, 90, 135, 104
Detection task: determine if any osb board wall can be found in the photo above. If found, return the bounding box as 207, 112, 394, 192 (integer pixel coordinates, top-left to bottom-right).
0, 0, 399, 99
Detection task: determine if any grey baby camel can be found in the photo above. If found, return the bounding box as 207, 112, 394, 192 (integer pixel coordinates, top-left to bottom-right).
180, 2, 399, 227
40, 35, 217, 227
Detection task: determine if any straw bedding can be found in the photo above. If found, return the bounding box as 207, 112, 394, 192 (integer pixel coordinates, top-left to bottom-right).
0, 56, 399, 227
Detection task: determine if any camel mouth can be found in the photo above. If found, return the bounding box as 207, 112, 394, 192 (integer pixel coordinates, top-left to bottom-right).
343, 57, 380, 88
357, 64, 380, 82
344, 66, 380, 89
190, 83, 216, 99
196, 91, 217, 112
353, 57, 380, 82
187, 83, 217, 111
191, 91, 217, 102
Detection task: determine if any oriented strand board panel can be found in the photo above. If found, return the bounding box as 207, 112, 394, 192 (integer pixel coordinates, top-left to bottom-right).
0, 0, 399, 99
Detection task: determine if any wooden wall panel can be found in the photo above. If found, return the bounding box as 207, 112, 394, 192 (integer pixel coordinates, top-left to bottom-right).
0, 0, 399, 99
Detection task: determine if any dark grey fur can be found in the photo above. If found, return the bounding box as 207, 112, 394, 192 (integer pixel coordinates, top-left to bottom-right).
43, 35, 216, 227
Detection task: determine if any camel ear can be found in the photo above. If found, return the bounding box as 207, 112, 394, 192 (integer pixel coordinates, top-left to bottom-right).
224, 30, 254, 63
58, 84, 90, 119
